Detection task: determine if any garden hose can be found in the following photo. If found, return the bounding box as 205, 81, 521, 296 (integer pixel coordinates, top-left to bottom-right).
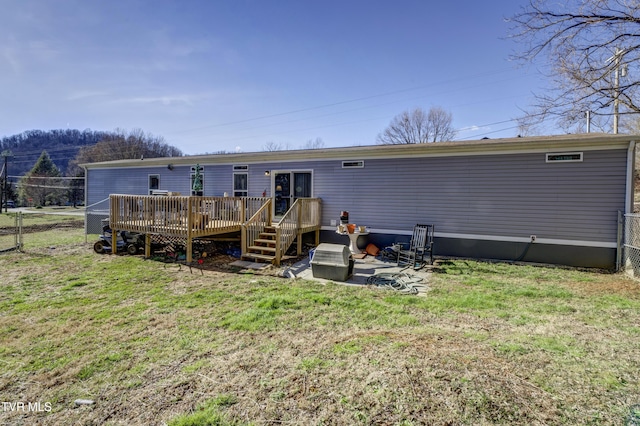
366, 273, 422, 295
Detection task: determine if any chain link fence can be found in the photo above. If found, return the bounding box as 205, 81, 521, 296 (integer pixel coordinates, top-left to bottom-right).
0, 211, 85, 254
0, 213, 21, 253
86, 198, 110, 235
624, 212, 640, 278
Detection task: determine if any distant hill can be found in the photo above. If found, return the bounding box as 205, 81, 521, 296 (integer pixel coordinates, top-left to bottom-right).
0, 129, 112, 178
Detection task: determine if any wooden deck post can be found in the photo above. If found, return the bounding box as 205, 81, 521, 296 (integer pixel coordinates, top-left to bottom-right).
186, 197, 193, 263
241, 224, 247, 256
110, 196, 117, 255
112, 230, 117, 255
296, 201, 303, 255
275, 227, 282, 266
145, 234, 151, 259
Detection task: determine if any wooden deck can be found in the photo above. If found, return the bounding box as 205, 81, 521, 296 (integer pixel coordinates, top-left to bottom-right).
109, 194, 321, 264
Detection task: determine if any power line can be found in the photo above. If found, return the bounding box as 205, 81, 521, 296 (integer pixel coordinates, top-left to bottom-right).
16, 183, 75, 190
9, 175, 84, 180
165, 67, 518, 136
457, 125, 522, 140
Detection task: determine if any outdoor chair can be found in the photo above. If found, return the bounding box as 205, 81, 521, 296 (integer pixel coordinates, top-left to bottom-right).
396, 224, 434, 269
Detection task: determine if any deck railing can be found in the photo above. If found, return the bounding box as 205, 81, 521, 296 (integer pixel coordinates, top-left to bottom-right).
241, 199, 273, 255
110, 194, 189, 236
109, 194, 269, 237
274, 198, 321, 265
296, 198, 322, 232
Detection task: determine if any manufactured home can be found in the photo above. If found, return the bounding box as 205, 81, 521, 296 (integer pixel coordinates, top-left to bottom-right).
83, 134, 636, 269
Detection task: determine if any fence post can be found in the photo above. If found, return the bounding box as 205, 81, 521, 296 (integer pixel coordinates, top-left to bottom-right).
14, 212, 19, 250
617, 210, 623, 272
84, 205, 88, 244
18, 211, 23, 250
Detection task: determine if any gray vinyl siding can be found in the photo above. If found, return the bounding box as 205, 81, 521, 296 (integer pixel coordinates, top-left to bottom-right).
87, 147, 628, 246
318, 149, 626, 244
87, 165, 234, 205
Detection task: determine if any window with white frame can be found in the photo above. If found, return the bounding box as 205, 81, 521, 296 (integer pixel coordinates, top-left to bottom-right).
148, 174, 159, 195
233, 165, 248, 197
233, 172, 248, 197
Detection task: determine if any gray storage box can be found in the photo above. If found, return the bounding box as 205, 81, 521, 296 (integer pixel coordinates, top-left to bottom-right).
310, 243, 354, 281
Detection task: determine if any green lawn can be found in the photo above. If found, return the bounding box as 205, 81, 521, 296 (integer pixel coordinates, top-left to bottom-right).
0, 234, 639, 425
0, 212, 82, 228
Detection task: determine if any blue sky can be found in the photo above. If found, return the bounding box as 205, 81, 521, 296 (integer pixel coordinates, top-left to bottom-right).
0, 0, 550, 155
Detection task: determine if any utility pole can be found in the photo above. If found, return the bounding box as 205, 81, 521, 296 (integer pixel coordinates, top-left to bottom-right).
0, 161, 4, 214
1, 151, 12, 213
586, 110, 591, 133
608, 47, 627, 134
614, 48, 620, 134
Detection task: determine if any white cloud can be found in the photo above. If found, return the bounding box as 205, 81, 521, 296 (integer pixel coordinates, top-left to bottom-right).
457, 124, 490, 134
66, 90, 109, 101
1, 47, 21, 73
113, 94, 200, 107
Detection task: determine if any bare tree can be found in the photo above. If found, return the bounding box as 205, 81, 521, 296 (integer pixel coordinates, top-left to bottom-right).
262, 141, 290, 151
72, 128, 182, 166
509, 0, 640, 132
264, 138, 324, 151
302, 137, 325, 150
377, 107, 455, 144
427, 108, 457, 142
67, 129, 183, 202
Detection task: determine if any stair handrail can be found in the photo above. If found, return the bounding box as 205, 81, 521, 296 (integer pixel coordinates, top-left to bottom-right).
273, 199, 303, 265
241, 198, 272, 255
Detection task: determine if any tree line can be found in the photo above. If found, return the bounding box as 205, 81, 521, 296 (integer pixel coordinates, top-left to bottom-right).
1, 129, 111, 178
2, 128, 183, 207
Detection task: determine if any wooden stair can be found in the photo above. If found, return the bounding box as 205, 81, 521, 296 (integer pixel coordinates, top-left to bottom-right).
242, 226, 280, 264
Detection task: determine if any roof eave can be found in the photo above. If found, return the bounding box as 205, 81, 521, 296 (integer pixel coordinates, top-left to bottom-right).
82, 133, 638, 169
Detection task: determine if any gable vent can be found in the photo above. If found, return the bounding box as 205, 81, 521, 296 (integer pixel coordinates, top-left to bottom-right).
342, 160, 364, 168
546, 152, 583, 163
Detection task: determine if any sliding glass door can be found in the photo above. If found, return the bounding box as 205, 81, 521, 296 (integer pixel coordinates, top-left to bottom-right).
273, 171, 312, 217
